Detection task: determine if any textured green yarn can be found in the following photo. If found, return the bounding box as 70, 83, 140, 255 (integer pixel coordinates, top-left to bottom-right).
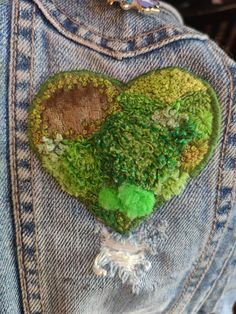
28, 68, 221, 233
91, 203, 143, 234
41, 138, 105, 204
117, 92, 165, 114
98, 184, 155, 219
94, 93, 199, 192
94, 110, 179, 189
175, 91, 213, 140
118, 184, 155, 219
98, 187, 120, 211
126, 68, 207, 104
154, 170, 190, 201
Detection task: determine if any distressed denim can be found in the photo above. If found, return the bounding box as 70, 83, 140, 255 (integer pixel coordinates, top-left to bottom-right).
0, 0, 236, 313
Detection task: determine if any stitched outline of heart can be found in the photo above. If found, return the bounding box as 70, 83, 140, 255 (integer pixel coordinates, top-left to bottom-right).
28, 67, 221, 233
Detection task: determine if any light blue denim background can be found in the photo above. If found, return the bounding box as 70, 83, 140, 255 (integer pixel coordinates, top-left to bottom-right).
0, 1, 22, 313
0, 0, 236, 313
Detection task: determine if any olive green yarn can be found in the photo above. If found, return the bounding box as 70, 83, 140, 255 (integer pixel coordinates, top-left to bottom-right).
117, 92, 165, 114
91, 203, 143, 233
126, 68, 207, 104
154, 170, 190, 201
175, 91, 213, 140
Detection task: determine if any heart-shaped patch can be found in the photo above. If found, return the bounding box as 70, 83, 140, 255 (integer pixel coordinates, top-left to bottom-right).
29, 68, 221, 233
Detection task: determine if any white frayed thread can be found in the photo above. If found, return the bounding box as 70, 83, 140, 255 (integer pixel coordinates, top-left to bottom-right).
93, 219, 169, 294
93, 228, 151, 294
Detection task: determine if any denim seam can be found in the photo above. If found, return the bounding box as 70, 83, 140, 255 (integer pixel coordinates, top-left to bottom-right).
168, 42, 235, 314
31, 155, 46, 314
9, 1, 44, 313
29, 5, 46, 313
186, 48, 236, 309
33, 0, 208, 59
53, 0, 182, 41
212, 243, 236, 313
50, 0, 181, 42
196, 239, 236, 313
8, 0, 30, 313
43, 2, 175, 44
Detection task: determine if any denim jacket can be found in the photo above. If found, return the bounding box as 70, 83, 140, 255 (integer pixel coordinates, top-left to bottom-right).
0, 0, 236, 313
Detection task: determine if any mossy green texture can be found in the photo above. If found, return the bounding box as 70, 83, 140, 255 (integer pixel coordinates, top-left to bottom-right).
98, 184, 155, 219
40, 139, 105, 204
94, 93, 200, 192
99, 187, 120, 211
126, 68, 207, 104
118, 184, 155, 219
28, 68, 221, 233
154, 170, 190, 201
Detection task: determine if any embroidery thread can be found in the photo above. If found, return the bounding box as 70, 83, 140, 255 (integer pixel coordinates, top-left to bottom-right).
28, 68, 221, 233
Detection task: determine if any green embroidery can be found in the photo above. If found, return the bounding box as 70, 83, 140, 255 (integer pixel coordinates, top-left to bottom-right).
28, 68, 221, 233
126, 68, 207, 104
98, 184, 155, 219
93, 93, 199, 193
99, 187, 120, 211
154, 170, 190, 201
42, 138, 105, 204
181, 141, 209, 172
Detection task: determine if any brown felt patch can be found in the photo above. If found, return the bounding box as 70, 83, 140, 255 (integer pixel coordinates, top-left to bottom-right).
41, 83, 109, 138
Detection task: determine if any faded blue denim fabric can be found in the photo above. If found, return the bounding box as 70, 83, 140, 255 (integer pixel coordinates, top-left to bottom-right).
0, 1, 22, 314
0, 0, 236, 313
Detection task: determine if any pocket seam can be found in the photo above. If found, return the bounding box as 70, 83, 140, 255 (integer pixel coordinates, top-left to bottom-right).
8, 0, 30, 313
52, 0, 181, 42
8, 1, 45, 313
33, 0, 208, 59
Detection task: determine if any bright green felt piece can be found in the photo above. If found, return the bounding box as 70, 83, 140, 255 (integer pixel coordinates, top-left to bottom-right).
28, 68, 221, 233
